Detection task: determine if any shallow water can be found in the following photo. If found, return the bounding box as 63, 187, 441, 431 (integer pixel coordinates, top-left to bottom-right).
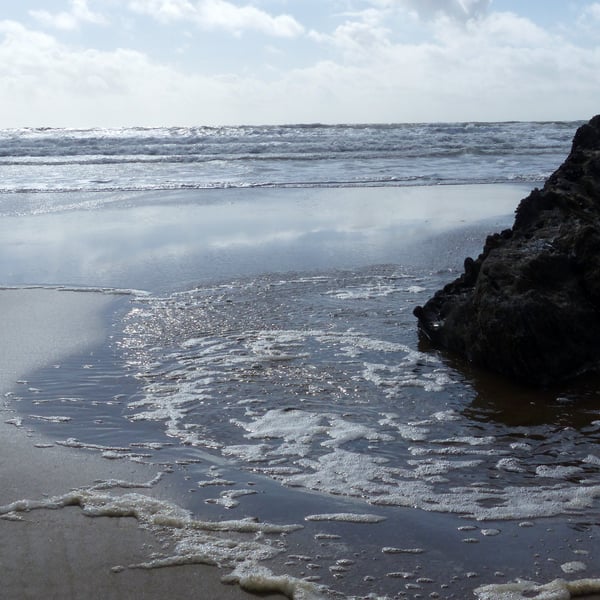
0, 184, 523, 291
3, 185, 600, 599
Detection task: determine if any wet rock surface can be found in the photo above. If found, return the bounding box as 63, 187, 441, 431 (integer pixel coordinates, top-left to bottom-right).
414, 115, 600, 385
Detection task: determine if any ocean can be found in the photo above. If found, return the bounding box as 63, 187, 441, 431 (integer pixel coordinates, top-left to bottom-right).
0, 121, 576, 194
1, 121, 599, 600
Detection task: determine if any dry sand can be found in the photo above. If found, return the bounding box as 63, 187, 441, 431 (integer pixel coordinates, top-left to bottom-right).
0, 288, 285, 600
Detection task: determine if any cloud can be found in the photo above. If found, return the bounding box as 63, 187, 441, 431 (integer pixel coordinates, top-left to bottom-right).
355, 0, 492, 34
582, 3, 600, 20
380, 0, 492, 23
0, 21, 159, 123
274, 8, 599, 124
0, 4, 598, 128
579, 2, 600, 29
432, 9, 554, 48
309, 11, 392, 61
0, 19, 279, 126
127, 0, 304, 37
29, 0, 108, 31
126, 0, 194, 22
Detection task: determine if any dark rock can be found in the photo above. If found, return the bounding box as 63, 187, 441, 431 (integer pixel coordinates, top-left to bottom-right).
414, 115, 600, 385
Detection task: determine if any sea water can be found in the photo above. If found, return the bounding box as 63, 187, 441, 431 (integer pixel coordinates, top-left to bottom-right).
0, 121, 577, 194
1, 122, 600, 599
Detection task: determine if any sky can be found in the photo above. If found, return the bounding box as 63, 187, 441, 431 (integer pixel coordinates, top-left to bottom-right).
1, 0, 599, 127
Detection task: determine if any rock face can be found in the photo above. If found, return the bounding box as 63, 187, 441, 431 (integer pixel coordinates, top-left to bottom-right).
414, 115, 600, 385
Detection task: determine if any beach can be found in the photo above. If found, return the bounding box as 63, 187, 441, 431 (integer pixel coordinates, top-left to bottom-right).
0, 181, 598, 600
0, 287, 287, 600
1, 0, 598, 587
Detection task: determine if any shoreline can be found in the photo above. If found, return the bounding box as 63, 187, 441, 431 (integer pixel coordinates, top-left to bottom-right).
2, 185, 599, 600
0, 288, 285, 600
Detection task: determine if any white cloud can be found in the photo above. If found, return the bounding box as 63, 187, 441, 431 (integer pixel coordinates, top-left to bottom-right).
582, 3, 600, 21
29, 0, 108, 31
0, 19, 305, 127
578, 2, 600, 34
0, 20, 136, 96
127, 0, 194, 22
309, 12, 391, 61
128, 0, 304, 37
0, 4, 598, 128
393, 0, 492, 23
433, 10, 554, 48
275, 8, 600, 124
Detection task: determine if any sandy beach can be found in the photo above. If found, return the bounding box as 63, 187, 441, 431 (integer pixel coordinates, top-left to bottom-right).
1, 185, 598, 600
0, 288, 285, 600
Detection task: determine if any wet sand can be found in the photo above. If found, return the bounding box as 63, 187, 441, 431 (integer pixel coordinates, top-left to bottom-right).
0, 508, 282, 600
0, 288, 285, 600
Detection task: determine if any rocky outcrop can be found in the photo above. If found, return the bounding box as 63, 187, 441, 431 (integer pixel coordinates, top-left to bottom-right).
414, 115, 600, 385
